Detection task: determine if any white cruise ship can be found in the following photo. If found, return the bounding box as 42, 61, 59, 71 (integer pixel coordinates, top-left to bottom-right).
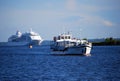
50, 33, 92, 56
8, 29, 43, 46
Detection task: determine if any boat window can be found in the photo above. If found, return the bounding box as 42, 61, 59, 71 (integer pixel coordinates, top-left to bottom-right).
68, 36, 70, 39
70, 42, 76, 45
58, 36, 60, 40
53, 37, 57, 41
61, 36, 64, 39
67, 41, 69, 44
65, 36, 67, 39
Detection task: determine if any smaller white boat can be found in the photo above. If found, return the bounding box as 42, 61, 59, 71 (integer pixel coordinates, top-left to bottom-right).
50, 33, 92, 56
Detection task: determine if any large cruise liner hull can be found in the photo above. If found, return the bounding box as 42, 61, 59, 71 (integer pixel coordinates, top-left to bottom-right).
2, 40, 42, 46
3, 42, 29, 46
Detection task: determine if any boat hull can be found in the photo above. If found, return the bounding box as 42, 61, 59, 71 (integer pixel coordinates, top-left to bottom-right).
51, 45, 92, 55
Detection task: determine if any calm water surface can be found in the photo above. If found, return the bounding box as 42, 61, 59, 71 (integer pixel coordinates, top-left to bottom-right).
0, 45, 120, 81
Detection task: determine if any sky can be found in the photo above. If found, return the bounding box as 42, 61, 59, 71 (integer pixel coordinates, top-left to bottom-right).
0, 0, 120, 41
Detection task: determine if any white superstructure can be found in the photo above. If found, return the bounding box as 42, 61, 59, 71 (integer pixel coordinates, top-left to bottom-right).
8, 29, 43, 46
51, 33, 92, 55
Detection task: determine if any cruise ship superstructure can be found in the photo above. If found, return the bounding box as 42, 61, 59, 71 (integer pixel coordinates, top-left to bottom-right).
8, 29, 43, 46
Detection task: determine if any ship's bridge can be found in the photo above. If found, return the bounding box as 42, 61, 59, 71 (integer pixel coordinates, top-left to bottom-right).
53, 34, 72, 41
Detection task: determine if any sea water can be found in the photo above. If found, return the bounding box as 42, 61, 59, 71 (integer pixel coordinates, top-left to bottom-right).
0, 45, 120, 81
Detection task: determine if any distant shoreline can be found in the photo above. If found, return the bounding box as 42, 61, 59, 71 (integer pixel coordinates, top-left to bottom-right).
92, 41, 120, 46
0, 38, 120, 46
92, 42, 120, 46
88, 37, 119, 46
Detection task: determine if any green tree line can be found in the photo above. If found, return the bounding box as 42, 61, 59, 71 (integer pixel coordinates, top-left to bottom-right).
93, 37, 120, 46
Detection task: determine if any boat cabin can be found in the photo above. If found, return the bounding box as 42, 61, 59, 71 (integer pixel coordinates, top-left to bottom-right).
53, 34, 72, 42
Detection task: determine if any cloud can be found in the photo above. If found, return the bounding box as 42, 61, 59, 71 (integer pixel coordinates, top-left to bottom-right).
65, 0, 120, 14
66, 0, 77, 11
0, 0, 119, 41
61, 13, 116, 28
103, 20, 114, 27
